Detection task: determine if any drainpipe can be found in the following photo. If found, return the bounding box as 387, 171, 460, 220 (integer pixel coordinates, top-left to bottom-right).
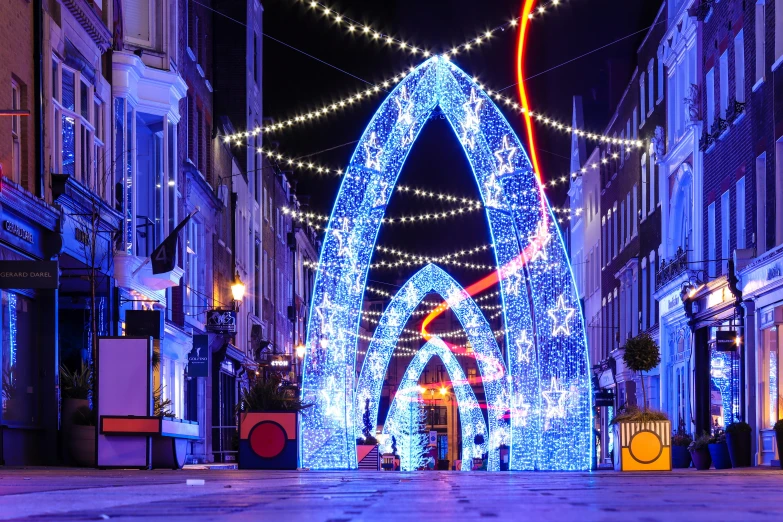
34, 0, 45, 198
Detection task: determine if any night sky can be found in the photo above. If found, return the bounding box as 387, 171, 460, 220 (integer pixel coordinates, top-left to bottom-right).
258, 0, 661, 291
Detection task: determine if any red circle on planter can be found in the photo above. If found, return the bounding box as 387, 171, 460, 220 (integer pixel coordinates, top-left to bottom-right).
248, 421, 287, 459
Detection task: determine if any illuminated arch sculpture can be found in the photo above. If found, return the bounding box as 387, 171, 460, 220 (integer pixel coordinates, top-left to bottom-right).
383, 337, 488, 471
301, 56, 591, 471
355, 263, 507, 470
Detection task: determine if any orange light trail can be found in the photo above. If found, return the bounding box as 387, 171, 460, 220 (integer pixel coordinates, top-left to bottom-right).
418, 0, 547, 360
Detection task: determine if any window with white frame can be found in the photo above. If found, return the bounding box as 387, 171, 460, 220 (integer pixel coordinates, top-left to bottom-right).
51, 58, 104, 194
640, 72, 646, 124
657, 51, 664, 103
626, 192, 631, 243
776, 0, 783, 67
632, 184, 638, 237
757, 153, 767, 254
706, 67, 715, 128
633, 107, 638, 139
649, 151, 656, 210
708, 201, 716, 278
649, 251, 656, 326
124, 0, 166, 54
719, 51, 729, 120
721, 190, 730, 275
641, 153, 648, 216
755, 1, 766, 85
641, 261, 648, 330
736, 176, 746, 249
735, 30, 746, 103
625, 119, 631, 157
620, 200, 625, 249
10, 80, 21, 184
613, 202, 618, 258
647, 59, 654, 114
185, 218, 204, 321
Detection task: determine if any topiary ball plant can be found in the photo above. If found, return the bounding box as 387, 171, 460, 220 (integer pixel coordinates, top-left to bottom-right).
622, 332, 661, 411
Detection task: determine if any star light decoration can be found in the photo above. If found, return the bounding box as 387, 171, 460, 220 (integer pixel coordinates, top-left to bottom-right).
527, 220, 552, 263
461, 88, 483, 150
383, 337, 488, 470
515, 330, 535, 364
542, 376, 569, 422
548, 294, 575, 336
301, 57, 590, 472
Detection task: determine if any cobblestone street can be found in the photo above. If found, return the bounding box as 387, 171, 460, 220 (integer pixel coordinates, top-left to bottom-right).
0, 467, 781, 521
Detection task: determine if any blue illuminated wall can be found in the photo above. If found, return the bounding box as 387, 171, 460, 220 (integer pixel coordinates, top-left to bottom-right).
301, 56, 591, 471
383, 337, 488, 471
356, 263, 506, 470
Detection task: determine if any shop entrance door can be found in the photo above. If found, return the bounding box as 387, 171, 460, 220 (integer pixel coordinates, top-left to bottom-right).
213, 367, 237, 463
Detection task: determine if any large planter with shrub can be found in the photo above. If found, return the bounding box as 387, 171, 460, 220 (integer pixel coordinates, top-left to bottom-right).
708, 433, 732, 469
239, 411, 298, 469
725, 422, 752, 468
237, 374, 309, 470
689, 433, 712, 470
612, 416, 671, 471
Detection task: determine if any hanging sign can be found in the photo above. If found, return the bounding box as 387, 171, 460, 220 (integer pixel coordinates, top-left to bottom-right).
206, 309, 236, 334
715, 330, 739, 352
188, 334, 209, 377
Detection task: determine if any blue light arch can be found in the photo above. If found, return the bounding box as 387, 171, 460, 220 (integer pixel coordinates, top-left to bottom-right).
355, 263, 507, 470
301, 56, 591, 471
383, 337, 488, 471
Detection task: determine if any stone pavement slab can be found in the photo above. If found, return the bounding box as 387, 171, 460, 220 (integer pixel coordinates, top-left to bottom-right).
0, 467, 780, 521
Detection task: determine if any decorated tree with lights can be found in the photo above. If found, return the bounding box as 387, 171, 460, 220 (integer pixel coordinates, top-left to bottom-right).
394, 391, 429, 471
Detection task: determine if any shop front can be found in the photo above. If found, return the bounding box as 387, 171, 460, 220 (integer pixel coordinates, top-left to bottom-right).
738, 244, 783, 465
0, 178, 61, 465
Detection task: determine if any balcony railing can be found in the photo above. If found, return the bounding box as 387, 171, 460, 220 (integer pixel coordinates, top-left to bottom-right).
656, 247, 688, 290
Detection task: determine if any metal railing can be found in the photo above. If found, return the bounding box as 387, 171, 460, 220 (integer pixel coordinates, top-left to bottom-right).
656, 247, 689, 290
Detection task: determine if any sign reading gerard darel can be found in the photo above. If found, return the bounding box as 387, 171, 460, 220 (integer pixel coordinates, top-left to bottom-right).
0, 261, 59, 289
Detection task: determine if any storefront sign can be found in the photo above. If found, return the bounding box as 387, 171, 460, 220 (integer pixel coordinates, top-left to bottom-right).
594, 390, 615, 407
715, 330, 739, 352
597, 369, 614, 389
206, 309, 236, 334
0, 260, 58, 289
269, 356, 290, 368
188, 334, 209, 377
3, 220, 33, 243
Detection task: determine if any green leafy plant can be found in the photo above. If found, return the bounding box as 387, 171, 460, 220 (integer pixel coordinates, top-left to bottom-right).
154, 385, 175, 418
709, 429, 726, 444
609, 405, 668, 425
622, 332, 661, 411
60, 363, 92, 400
672, 418, 693, 447
774, 419, 783, 435
725, 421, 751, 435
688, 432, 711, 452
237, 373, 312, 412
72, 404, 96, 426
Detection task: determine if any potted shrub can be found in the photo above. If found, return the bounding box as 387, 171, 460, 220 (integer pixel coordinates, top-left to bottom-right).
237, 372, 311, 470
708, 430, 732, 469
688, 432, 712, 470
774, 420, 783, 469
612, 333, 671, 471
69, 405, 96, 467
671, 420, 693, 469
725, 421, 752, 468
356, 398, 380, 470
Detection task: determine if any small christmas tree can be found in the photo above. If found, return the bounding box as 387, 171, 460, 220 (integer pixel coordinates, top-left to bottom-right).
397, 392, 429, 471
361, 398, 378, 445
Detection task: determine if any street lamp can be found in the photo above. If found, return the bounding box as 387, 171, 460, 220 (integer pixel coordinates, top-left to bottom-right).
231, 272, 245, 309
295, 344, 306, 358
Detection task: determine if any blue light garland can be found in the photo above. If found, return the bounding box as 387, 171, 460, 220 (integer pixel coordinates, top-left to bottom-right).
355, 263, 506, 470
301, 56, 591, 471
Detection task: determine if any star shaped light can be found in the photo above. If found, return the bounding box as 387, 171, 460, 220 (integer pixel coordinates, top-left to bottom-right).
364, 131, 384, 171
515, 330, 535, 364
394, 85, 414, 125
461, 88, 483, 150
542, 376, 569, 420
493, 134, 517, 175
548, 294, 575, 336
527, 220, 552, 262
483, 173, 504, 209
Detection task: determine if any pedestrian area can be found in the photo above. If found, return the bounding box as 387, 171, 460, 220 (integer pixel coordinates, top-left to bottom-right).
0, 467, 781, 521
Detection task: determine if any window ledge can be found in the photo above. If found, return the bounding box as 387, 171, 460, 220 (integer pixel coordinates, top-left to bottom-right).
656, 96, 663, 106
205, 79, 213, 93
186, 47, 196, 62
196, 64, 205, 78
647, 109, 654, 118
752, 78, 765, 92
772, 55, 783, 73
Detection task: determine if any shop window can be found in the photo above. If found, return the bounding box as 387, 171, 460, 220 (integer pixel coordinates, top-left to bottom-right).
765, 327, 779, 428
1, 292, 36, 426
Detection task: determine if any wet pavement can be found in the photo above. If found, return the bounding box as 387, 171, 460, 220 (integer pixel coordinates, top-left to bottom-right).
0, 467, 781, 521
